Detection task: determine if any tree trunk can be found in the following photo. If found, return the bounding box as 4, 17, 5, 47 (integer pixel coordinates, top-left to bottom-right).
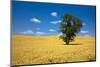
66, 41, 69, 45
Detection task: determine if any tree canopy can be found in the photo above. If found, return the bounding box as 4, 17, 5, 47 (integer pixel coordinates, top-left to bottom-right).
60, 14, 83, 45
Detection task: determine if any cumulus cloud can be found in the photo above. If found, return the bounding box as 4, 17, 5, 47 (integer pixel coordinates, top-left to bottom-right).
35, 31, 45, 35
20, 30, 34, 35
51, 12, 58, 17
49, 29, 55, 32
50, 20, 61, 24
57, 32, 63, 36
30, 17, 41, 23
84, 34, 91, 37
80, 30, 89, 34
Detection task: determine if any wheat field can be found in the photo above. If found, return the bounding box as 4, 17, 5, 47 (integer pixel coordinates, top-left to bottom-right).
12, 35, 96, 66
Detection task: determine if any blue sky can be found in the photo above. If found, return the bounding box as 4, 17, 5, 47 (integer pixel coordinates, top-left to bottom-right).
12, 1, 96, 37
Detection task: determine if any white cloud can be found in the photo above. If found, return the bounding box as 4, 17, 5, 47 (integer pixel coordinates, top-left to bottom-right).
50, 20, 61, 24
30, 17, 41, 23
57, 32, 63, 36
84, 34, 91, 37
49, 29, 55, 32
20, 30, 34, 35
35, 31, 45, 35
80, 30, 89, 34
51, 12, 58, 17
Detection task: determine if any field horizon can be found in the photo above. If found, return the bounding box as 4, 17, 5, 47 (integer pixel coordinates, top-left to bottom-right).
12, 35, 96, 66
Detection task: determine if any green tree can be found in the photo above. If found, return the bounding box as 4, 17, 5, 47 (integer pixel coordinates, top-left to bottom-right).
60, 14, 83, 45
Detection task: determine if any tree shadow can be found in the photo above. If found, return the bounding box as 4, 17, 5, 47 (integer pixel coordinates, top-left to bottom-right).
64, 43, 82, 45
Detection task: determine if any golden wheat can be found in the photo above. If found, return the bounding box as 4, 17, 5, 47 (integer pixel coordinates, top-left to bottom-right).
12, 35, 96, 65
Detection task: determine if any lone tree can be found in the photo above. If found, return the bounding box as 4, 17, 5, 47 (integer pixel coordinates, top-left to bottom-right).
60, 14, 83, 45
